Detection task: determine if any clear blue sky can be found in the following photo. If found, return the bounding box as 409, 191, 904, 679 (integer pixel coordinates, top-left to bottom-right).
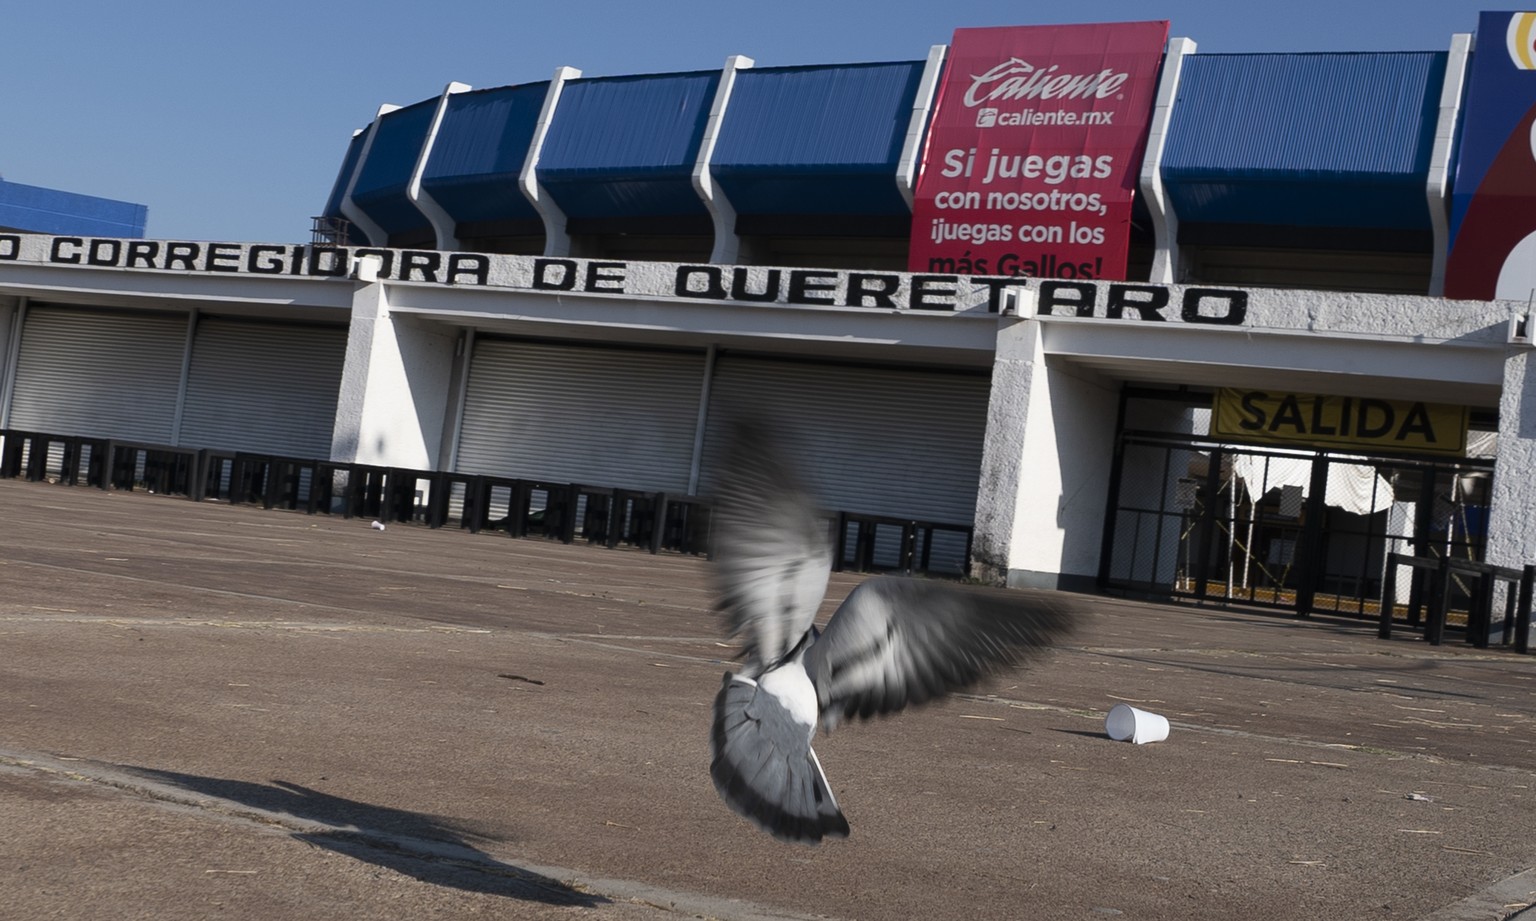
0, 0, 1502, 244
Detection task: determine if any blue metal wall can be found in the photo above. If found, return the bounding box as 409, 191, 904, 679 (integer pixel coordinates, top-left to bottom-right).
320, 130, 368, 229
1161, 52, 1447, 230
421, 83, 548, 225
712, 62, 923, 217
536, 72, 719, 220
0, 180, 147, 237
350, 98, 438, 237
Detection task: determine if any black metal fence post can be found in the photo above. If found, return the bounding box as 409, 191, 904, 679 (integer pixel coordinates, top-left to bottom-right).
1426, 556, 1451, 646
1518, 565, 1535, 655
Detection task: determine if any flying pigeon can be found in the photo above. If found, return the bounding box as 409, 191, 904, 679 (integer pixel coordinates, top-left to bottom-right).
706, 419, 1078, 844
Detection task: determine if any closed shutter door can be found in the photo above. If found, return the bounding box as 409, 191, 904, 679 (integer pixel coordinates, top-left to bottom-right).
702, 355, 991, 524
455, 339, 705, 492
179, 318, 347, 457
7, 306, 185, 442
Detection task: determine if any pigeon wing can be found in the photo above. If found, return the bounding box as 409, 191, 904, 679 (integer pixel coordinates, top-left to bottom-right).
709, 673, 850, 844
710, 420, 833, 669
803, 577, 1077, 727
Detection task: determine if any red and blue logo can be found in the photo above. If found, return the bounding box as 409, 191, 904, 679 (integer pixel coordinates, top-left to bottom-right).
1445, 11, 1536, 300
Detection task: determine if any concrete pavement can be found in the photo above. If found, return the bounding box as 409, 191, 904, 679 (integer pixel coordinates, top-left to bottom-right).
2, 478, 1536, 920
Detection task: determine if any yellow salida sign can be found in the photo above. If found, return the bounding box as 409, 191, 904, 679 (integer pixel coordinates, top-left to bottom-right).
1212, 389, 1469, 455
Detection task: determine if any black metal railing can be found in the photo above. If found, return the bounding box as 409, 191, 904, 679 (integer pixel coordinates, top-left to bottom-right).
1, 429, 205, 497
0, 427, 971, 575
835, 512, 972, 577
1380, 552, 1534, 653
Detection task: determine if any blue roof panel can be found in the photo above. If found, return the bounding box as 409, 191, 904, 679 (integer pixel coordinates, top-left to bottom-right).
321, 130, 368, 222
713, 62, 922, 169
1162, 52, 1446, 229
711, 62, 924, 217
0, 180, 147, 237
351, 98, 437, 235
537, 72, 718, 219
421, 83, 547, 224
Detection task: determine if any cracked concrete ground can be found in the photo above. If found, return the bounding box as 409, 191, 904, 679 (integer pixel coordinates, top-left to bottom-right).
2, 478, 1536, 920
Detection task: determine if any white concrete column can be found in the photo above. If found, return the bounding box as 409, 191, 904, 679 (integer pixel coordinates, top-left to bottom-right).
1426, 33, 1472, 297
409, 81, 473, 251
330, 256, 459, 469
971, 314, 1119, 590
1139, 37, 1195, 285
897, 44, 948, 209
1486, 348, 1536, 571
521, 66, 582, 258
339, 104, 402, 247
970, 317, 1047, 586
695, 55, 754, 266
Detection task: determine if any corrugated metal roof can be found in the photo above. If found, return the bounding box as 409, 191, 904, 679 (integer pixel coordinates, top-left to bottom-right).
1162, 52, 1446, 229
321, 130, 367, 223
711, 62, 922, 217
537, 72, 718, 219
0, 179, 147, 237
421, 83, 547, 224
351, 98, 437, 235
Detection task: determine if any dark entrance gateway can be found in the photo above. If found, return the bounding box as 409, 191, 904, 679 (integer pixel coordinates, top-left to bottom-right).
1098, 387, 1496, 631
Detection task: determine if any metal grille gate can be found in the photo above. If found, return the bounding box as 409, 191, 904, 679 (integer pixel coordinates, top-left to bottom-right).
1101, 432, 1494, 621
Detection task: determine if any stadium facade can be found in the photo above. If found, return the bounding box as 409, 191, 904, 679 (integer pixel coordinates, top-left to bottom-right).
2, 13, 1535, 633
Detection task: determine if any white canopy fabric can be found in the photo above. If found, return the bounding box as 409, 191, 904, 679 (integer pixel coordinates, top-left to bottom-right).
1229, 453, 1394, 516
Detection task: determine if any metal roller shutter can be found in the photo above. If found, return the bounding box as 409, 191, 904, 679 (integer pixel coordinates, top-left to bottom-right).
455, 339, 706, 492
179, 318, 347, 457
702, 355, 991, 524
7, 305, 186, 442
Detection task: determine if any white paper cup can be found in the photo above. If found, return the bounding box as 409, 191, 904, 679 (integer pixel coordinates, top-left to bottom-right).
1105, 703, 1169, 744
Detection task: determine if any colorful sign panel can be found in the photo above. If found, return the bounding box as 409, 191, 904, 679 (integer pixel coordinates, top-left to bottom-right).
1445, 11, 1536, 301
907, 21, 1169, 280
1212, 389, 1469, 456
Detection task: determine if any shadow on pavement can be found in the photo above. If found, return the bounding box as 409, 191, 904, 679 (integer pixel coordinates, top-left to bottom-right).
124, 766, 606, 907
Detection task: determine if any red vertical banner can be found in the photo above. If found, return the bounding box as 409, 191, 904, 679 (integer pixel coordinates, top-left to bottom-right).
908, 21, 1169, 279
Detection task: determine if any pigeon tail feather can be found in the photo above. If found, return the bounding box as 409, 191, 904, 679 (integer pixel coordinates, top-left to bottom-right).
709, 672, 849, 844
